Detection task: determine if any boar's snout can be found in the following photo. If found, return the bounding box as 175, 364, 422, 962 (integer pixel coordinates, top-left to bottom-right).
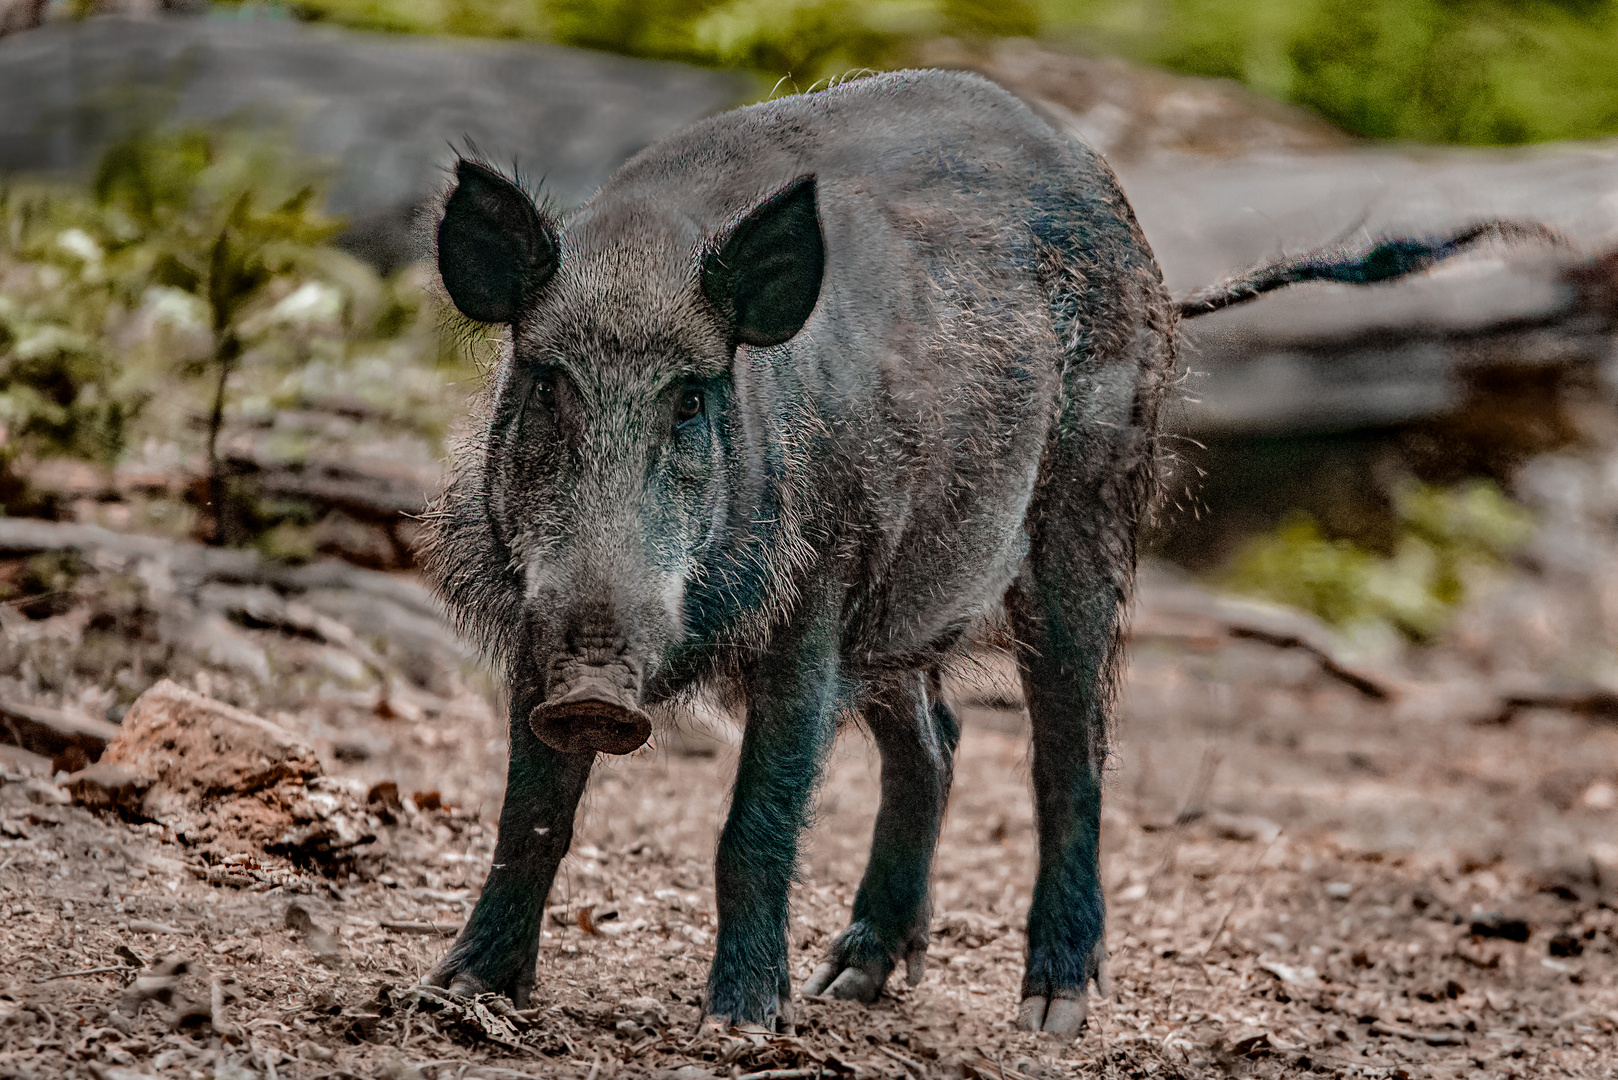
529, 670, 653, 755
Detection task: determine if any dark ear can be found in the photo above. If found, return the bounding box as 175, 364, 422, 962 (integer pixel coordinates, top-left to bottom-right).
702, 176, 824, 347
437, 159, 558, 323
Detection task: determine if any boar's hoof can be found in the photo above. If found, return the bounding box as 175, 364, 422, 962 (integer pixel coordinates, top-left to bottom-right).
530, 683, 652, 755
803, 961, 882, 1003
1015, 993, 1089, 1037
446, 973, 489, 999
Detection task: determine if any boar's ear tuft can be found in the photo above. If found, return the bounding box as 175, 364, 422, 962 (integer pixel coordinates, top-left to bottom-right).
437, 159, 558, 324
702, 175, 824, 347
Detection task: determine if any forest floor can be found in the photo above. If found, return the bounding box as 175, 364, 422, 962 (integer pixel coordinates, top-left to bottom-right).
1, 553, 1615, 1080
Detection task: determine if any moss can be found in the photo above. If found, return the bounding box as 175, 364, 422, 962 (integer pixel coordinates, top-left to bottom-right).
245, 0, 1040, 86
217, 0, 1618, 144
1044, 0, 1618, 144
1221, 479, 1534, 643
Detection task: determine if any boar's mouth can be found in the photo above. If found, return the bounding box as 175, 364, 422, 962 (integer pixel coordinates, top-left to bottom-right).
529, 676, 653, 756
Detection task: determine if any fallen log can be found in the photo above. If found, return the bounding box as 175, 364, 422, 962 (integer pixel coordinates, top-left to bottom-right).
1132, 579, 1397, 700
0, 516, 468, 682
0, 15, 746, 270
222, 452, 443, 523
0, 517, 257, 580
0, 517, 435, 609
1116, 143, 1618, 438
1478, 683, 1618, 726
0, 697, 120, 766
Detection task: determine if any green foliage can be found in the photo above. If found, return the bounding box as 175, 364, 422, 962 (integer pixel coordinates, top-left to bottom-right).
0, 550, 84, 618
0, 126, 340, 474
261, 0, 1038, 83
1222, 479, 1534, 642
681, 0, 1036, 78
1043, 0, 1618, 144
1, 125, 471, 558
215, 0, 550, 37
227, 0, 1618, 143
0, 194, 140, 462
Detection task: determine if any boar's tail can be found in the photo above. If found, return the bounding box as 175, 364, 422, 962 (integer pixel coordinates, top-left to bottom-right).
1174, 219, 1564, 320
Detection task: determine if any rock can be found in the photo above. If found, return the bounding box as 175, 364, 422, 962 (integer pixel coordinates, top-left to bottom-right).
101, 680, 320, 799
266, 779, 378, 865
617, 996, 667, 1027
19, 775, 68, 806
0, 14, 745, 270
77, 679, 381, 872
0, 743, 52, 777
117, 957, 190, 1016
1257, 958, 1323, 991
929, 38, 1348, 165
89, 1064, 162, 1080
380, 1056, 428, 1080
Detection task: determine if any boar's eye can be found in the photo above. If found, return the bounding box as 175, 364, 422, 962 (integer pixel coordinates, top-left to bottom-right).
674, 387, 704, 428
520, 375, 558, 430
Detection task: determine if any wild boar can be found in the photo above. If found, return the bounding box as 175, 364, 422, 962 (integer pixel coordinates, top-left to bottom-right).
422, 67, 1533, 1034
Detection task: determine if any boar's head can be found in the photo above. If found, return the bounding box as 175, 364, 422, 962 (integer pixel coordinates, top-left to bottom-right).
431, 159, 823, 755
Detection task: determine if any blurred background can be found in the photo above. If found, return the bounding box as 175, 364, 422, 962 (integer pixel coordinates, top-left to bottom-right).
1, 0, 1616, 660
1, 4, 1617, 1076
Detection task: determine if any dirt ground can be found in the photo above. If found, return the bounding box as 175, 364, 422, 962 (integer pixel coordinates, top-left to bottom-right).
2, 23, 1614, 1074
2, 577, 1615, 1080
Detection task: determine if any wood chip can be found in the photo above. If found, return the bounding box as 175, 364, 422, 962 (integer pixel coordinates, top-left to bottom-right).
1368, 1021, 1466, 1046
380, 920, 464, 936
126, 920, 185, 934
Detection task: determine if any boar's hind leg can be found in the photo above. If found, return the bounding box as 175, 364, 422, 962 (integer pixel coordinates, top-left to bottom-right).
1008, 558, 1122, 1038
425, 689, 595, 1006
802, 670, 959, 1003
706, 592, 842, 1030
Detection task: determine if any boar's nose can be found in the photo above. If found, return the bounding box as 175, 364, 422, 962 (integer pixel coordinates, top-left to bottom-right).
529, 669, 652, 755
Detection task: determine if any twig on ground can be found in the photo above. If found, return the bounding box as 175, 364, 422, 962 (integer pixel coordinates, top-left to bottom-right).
31, 966, 125, 982
211, 977, 239, 1041
1368, 1021, 1466, 1046
382, 921, 465, 936
877, 1044, 924, 1075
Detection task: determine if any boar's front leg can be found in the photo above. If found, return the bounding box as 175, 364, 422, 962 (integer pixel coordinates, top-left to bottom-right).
426, 681, 595, 1005
802, 670, 959, 1002
706, 592, 842, 1029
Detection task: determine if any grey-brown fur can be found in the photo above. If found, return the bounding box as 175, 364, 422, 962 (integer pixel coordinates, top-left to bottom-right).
424, 69, 1172, 1031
